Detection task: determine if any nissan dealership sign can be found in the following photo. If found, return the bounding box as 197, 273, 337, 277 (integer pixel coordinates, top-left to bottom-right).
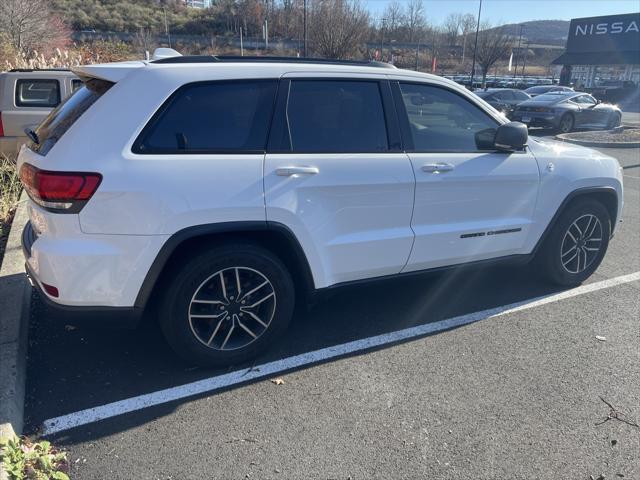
566, 13, 640, 53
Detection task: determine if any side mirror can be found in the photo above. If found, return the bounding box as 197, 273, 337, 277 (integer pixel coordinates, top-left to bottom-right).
494, 121, 528, 151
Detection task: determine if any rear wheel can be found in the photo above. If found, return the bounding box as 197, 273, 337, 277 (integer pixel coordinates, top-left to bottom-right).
159, 244, 295, 366
558, 113, 574, 133
537, 199, 610, 286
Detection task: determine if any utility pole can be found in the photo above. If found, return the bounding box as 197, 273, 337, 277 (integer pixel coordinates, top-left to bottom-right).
240, 26, 244, 56
513, 24, 524, 80
379, 18, 386, 61
462, 32, 466, 65
163, 6, 171, 48
415, 42, 419, 71
469, 0, 482, 89
303, 0, 308, 57
264, 19, 269, 50
521, 40, 529, 77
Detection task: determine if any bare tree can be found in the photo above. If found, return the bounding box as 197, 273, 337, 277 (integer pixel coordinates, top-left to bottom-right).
472, 23, 511, 87
444, 13, 463, 46
133, 28, 156, 58
460, 13, 476, 64
382, 1, 405, 38
309, 0, 369, 59
0, 0, 70, 54
404, 0, 425, 43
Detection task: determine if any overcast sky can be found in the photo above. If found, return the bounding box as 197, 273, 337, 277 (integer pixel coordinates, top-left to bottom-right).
365, 0, 640, 24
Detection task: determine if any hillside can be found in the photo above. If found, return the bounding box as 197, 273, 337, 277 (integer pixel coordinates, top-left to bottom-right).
491, 20, 570, 46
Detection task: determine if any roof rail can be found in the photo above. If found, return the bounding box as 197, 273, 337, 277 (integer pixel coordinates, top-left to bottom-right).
8, 68, 71, 73
152, 55, 397, 69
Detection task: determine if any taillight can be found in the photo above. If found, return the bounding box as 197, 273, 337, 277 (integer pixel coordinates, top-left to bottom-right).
0, 112, 4, 137
19, 163, 102, 213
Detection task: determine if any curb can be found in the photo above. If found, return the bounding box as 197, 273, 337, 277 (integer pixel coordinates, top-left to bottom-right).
0, 191, 30, 449
555, 133, 640, 149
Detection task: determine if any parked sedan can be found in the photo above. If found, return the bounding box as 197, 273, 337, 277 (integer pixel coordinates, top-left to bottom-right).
524, 85, 573, 97
511, 92, 622, 133
474, 88, 531, 117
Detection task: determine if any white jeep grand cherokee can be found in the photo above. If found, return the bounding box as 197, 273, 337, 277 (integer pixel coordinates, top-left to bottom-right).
18, 56, 623, 366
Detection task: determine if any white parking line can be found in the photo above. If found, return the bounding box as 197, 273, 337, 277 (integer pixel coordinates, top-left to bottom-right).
41, 271, 640, 436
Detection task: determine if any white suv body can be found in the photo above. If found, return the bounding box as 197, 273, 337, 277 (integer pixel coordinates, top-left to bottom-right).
18, 58, 623, 365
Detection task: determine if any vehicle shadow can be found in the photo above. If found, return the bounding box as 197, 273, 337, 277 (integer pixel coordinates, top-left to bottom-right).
26, 262, 566, 443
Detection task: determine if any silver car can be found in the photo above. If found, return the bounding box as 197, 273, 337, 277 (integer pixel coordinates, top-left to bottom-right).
511, 92, 622, 133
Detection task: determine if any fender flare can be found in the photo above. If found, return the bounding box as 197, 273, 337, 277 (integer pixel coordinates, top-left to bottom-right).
531, 186, 619, 256
134, 221, 315, 309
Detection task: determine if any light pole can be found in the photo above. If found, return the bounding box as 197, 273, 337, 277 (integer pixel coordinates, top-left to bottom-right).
163, 6, 171, 48
469, 0, 482, 89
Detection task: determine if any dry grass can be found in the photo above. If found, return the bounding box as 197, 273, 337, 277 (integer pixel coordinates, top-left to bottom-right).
1, 154, 21, 220
0, 153, 22, 241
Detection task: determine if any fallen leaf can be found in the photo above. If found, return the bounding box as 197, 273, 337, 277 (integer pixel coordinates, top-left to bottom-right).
595, 336, 607, 341
271, 378, 285, 385
64, 325, 77, 331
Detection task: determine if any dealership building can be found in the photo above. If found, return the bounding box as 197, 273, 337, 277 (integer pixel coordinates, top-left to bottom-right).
552, 12, 640, 87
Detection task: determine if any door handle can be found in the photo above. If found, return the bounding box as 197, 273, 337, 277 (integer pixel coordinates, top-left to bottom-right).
422, 163, 454, 173
276, 166, 319, 176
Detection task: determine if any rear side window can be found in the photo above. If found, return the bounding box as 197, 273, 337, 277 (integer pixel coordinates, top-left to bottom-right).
15, 79, 60, 108
399, 83, 499, 152
30, 78, 113, 156
133, 80, 277, 154
285, 80, 389, 153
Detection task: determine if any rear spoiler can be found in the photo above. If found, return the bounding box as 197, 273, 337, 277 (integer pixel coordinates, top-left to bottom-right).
71, 60, 146, 83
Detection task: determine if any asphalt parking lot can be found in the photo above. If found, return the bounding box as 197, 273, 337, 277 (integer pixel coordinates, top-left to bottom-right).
24, 144, 639, 479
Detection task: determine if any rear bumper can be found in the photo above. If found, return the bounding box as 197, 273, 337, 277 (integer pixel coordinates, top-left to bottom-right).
22, 196, 169, 305
23, 222, 142, 328
511, 113, 559, 129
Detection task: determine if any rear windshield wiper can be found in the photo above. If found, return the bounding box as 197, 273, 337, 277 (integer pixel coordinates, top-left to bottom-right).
24, 128, 40, 145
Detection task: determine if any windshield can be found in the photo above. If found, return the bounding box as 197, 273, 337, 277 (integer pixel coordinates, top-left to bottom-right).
29, 78, 113, 156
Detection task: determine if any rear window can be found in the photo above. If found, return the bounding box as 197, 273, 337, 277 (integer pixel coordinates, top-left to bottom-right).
133, 80, 277, 154
29, 78, 113, 156
15, 79, 60, 108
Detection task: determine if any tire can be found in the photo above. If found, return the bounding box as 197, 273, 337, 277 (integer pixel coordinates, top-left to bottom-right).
558, 113, 574, 133
537, 199, 611, 286
607, 112, 621, 130
159, 244, 295, 367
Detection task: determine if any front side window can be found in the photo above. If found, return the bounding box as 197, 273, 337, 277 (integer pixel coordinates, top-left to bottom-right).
399, 83, 499, 152
134, 80, 277, 154
285, 80, 389, 153
15, 79, 60, 108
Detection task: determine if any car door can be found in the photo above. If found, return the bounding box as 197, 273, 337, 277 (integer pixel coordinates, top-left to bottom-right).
573, 95, 601, 127
264, 76, 415, 288
392, 81, 540, 272
587, 95, 613, 127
